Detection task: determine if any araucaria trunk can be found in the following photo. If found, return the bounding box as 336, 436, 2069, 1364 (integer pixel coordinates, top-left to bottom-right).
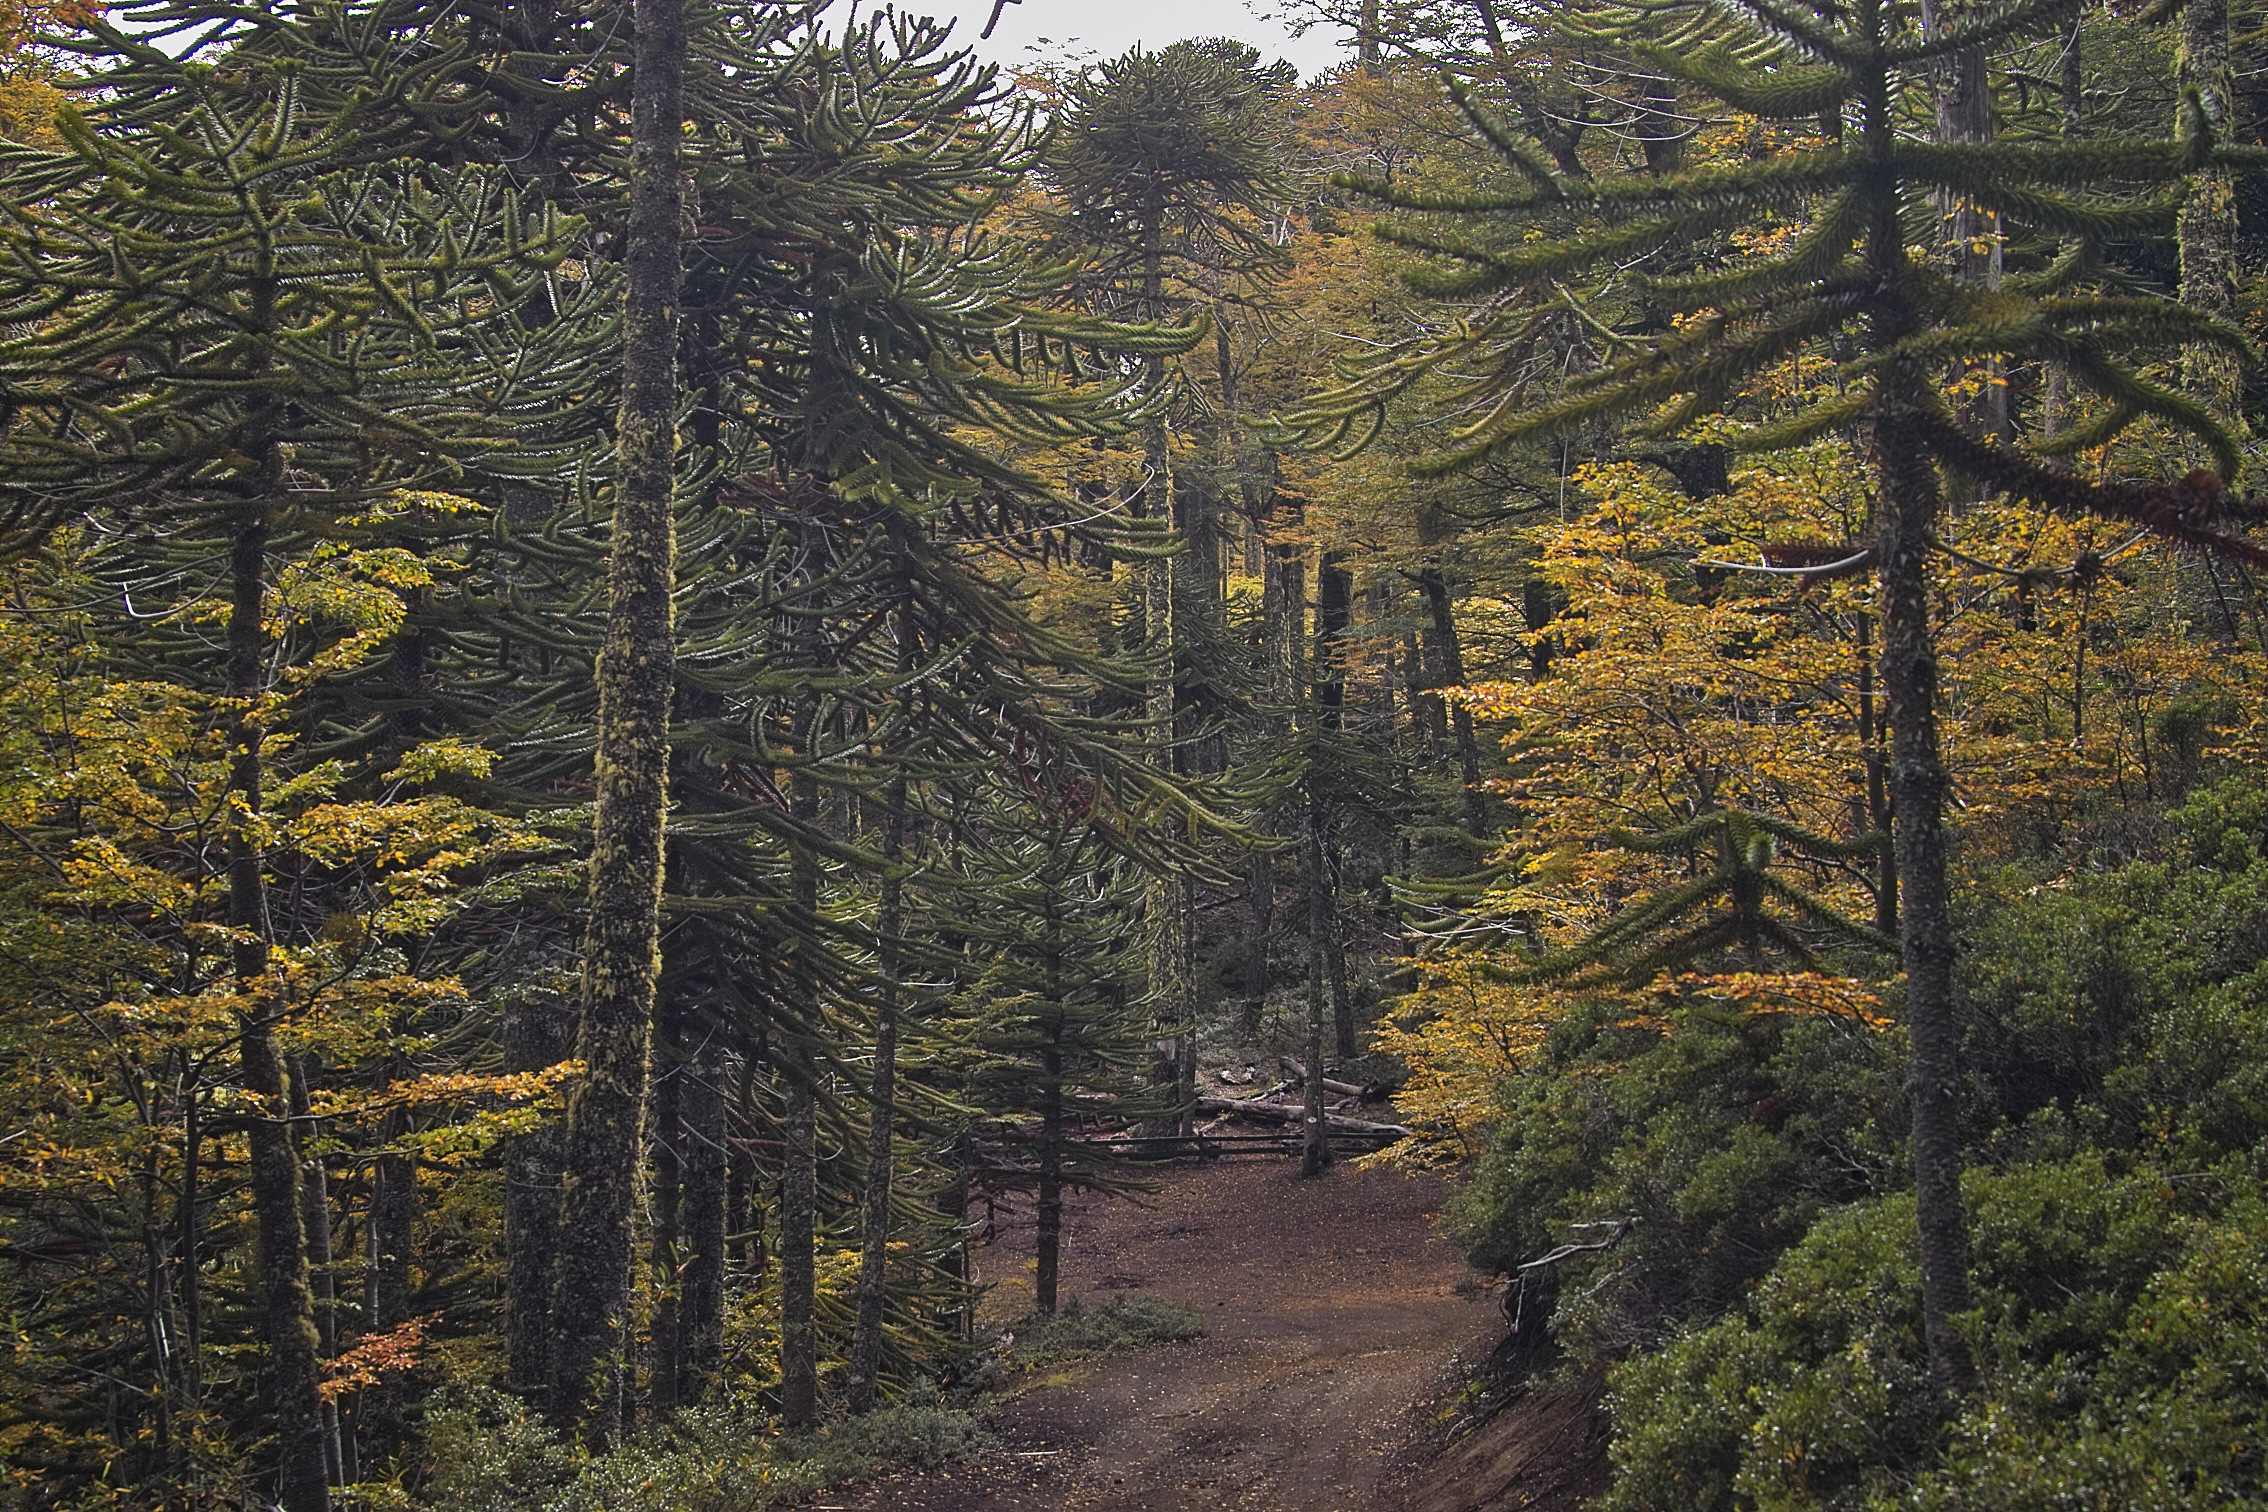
549, 0, 686, 1440
229, 507, 333, 1512
848, 586, 917, 1410
779, 691, 825, 1432
1863, 52, 1976, 1390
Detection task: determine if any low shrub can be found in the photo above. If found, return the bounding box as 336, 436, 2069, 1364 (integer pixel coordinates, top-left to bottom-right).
1007, 1294, 1205, 1367
411, 1382, 990, 1511
1602, 1155, 2268, 1510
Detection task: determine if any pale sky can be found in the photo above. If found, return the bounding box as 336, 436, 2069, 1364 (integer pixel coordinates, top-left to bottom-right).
907, 0, 1354, 80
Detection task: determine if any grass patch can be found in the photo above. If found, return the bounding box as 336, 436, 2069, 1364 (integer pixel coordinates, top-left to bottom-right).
1006, 1295, 1205, 1370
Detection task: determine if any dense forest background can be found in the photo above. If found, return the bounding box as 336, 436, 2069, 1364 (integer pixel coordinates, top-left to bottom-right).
5, 0, 2268, 1507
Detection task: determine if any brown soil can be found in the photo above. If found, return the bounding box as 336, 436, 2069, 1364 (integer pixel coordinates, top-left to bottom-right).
1397, 1373, 1611, 1512
830, 1156, 1504, 1512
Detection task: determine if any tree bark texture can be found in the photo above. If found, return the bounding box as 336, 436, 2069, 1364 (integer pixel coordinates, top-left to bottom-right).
229, 506, 333, 1512
286, 1060, 344, 1489
1863, 56, 1977, 1395
550, 0, 686, 1440
1301, 550, 1351, 1178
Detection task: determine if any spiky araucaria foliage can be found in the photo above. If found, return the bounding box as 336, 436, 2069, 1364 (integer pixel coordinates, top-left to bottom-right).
1285, 0, 2263, 545
1511, 809, 1893, 989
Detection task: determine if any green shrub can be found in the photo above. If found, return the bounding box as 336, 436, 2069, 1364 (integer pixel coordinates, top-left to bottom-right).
412, 1383, 989, 1511
1601, 1155, 2268, 1511
1451, 778, 2268, 1506
1004, 1294, 1204, 1370
1447, 999, 1904, 1357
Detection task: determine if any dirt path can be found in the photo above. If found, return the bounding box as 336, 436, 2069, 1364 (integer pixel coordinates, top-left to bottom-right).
837, 1157, 1497, 1511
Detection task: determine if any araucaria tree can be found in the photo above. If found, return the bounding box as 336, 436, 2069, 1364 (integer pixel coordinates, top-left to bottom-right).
1043, 42, 1292, 1129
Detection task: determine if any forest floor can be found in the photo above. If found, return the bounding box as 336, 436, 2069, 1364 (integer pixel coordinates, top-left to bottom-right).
830, 1155, 1501, 1511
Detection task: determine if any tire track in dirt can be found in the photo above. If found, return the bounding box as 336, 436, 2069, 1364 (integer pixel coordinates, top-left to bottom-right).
834, 1157, 1496, 1512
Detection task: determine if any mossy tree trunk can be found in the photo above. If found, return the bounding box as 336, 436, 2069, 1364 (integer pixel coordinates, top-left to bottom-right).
550, 0, 686, 1441
1859, 47, 1976, 1398
285, 1059, 344, 1489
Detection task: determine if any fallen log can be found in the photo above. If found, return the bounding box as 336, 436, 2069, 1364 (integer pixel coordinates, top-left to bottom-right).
1194, 1095, 1411, 1138
1279, 1059, 1368, 1099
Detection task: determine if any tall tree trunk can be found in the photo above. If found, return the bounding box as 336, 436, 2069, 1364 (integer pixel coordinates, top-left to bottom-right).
172, 1067, 205, 1482
725, 1051, 759, 1276
679, 1034, 726, 1404
848, 579, 917, 1412
1863, 62, 1976, 1398
1300, 809, 1332, 1180
1035, 891, 1067, 1314
1302, 550, 1352, 1176
2180, 0, 2244, 441
940, 1150, 973, 1342
286, 1061, 343, 1490
369, 1145, 412, 1333
779, 685, 824, 1432
1137, 207, 1193, 1136
1242, 844, 1272, 1036
504, 991, 569, 1398
228, 504, 332, 1512
1241, 538, 1298, 1032
1417, 566, 1486, 840
648, 996, 686, 1413
2039, 14, 2085, 436
1923, 1, 2008, 443
550, 0, 686, 1439
357, 1122, 410, 1470
1327, 872, 1357, 1060
139, 1137, 174, 1477
1855, 611, 1898, 936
